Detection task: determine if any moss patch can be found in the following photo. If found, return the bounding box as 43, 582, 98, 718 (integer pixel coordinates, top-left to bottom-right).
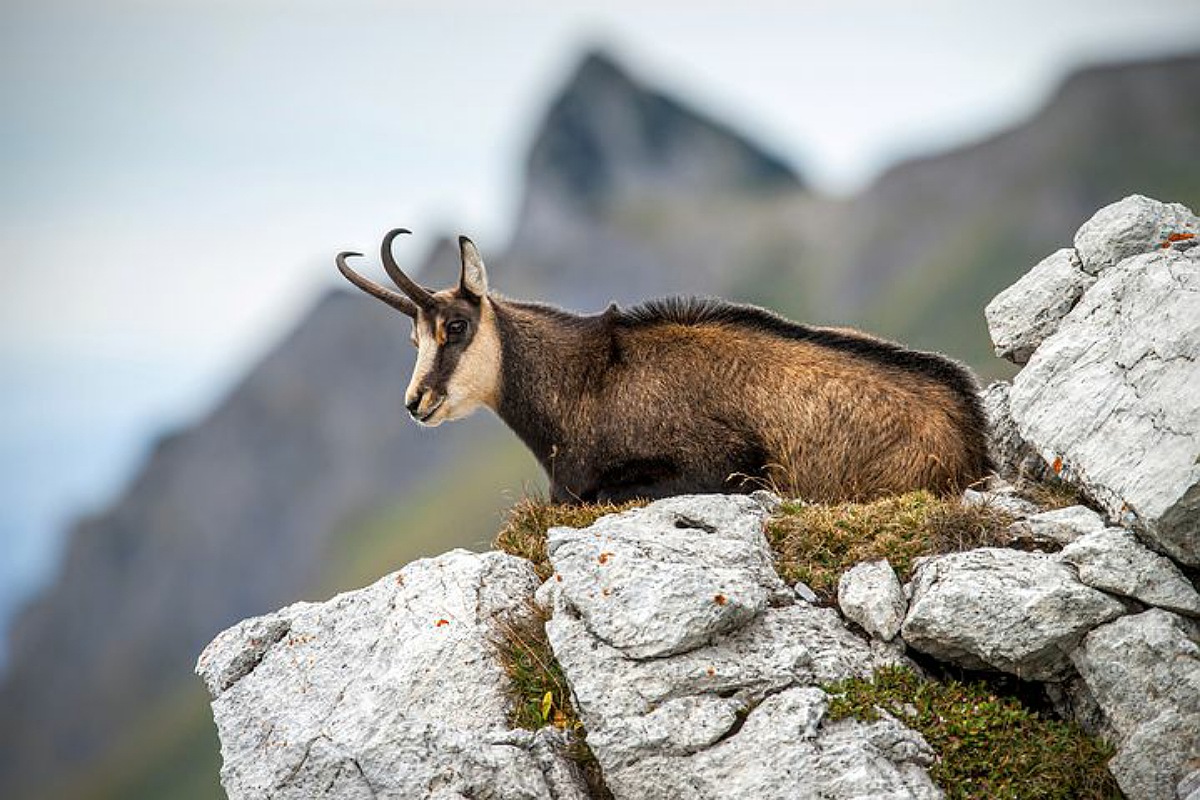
492, 603, 613, 800
824, 667, 1120, 799
493, 496, 645, 580
765, 490, 1013, 602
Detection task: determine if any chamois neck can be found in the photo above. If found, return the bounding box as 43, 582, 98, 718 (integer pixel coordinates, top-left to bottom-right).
490, 298, 608, 466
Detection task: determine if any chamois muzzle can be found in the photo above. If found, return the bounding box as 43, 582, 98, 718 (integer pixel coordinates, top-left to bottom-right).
335, 228, 435, 317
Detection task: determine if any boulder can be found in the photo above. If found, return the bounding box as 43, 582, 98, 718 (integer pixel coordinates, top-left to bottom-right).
985, 248, 1095, 364
543, 494, 790, 659
1008, 504, 1108, 547
1071, 609, 1200, 800
960, 483, 1041, 519
1008, 244, 1200, 565
196, 550, 586, 800
542, 495, 939, 799
1060, 528, 1200, 617
1073, 194, 1199, 275
837, 560, 906, 641
902, 548, 1125, 680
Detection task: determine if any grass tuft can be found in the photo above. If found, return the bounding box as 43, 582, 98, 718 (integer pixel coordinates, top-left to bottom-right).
1017, 478, 1089, 511
493, 496, 645, 580
824, 667, 1121, 799
766, 490, 1012, 602
491, 602, 614, 799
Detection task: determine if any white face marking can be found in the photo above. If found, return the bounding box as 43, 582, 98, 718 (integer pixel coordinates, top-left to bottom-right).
443, 300, 501, 421
404, 299, 501, 427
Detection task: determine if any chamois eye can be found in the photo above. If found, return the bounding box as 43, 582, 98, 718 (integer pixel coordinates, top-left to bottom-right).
446, 319, 468, 338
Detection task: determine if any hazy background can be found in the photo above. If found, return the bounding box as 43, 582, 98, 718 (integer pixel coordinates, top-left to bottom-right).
2, 1, 1199, 797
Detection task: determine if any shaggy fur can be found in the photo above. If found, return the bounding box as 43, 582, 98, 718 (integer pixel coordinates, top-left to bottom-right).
490, 297, 992, 503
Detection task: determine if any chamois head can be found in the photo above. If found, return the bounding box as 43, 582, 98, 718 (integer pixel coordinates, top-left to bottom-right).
337, 230, 501, 427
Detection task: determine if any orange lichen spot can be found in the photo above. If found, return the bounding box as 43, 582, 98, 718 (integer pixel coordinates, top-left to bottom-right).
1163, 231, 1196, 247
714, 594, 728, 606
395, 574, 406, 586
601, 587, 612, 597
1052, 456, 1063, 475
706, 666, 716, 677
598, 552, 613, 565
435, 619, 450, 627
554, 573, 562, 582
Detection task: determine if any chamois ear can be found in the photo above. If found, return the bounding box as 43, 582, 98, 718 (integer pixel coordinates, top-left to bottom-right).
458, 236, 488, 299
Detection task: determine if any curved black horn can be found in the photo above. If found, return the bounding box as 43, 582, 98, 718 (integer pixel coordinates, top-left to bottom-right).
336, 251, 419, 317
381, 228, 435, 309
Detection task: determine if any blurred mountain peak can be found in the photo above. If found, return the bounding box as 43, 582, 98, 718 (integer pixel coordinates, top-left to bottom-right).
519, 48, 802, 221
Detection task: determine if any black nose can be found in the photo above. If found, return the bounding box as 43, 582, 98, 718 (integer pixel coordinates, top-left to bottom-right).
406, 391, 424, 416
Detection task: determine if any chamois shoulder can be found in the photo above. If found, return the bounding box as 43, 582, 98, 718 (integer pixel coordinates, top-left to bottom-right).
616, 296, 981, 402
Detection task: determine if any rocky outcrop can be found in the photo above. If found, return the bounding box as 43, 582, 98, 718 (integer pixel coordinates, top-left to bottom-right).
978, 194, 1200, 797
540, 496, 938, 800
197, 550, 587, 800
987, 195, 1200, 566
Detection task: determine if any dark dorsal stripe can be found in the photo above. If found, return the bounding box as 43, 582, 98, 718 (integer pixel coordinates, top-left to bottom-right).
616, 296, 981, 402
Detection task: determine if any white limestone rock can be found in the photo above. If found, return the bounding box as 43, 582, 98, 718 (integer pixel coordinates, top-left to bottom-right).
544, 494, 790, 659
838, 560, 907, 641
902, 548, 1126, 680
1008, 245, 1200, 565
1060, 528, 1200, 617
985, 248, 1095, 364
544, 495, 938, 799
1007, 504, 1108, 547
1072, 609, 1200, 800
196, 550, 586, 800
602, 687, 941, 800
960, 485, 1040, 519
1073, 194, 1199, 275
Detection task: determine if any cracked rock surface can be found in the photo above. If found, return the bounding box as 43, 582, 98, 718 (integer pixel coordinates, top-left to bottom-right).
902, 548, 1125, 681
1071, 609, 1200, 800
1060, 528, 1200, 617
1008, 244, 1200, 565
985, 247, 1095, 364
196, 550, 586, 800
542, 495, 940, 799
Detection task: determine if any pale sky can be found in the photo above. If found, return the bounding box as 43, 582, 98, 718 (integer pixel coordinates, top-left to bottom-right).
1, 0, 1198, 658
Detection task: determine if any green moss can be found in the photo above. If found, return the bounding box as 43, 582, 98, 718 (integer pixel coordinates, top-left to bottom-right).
766, 490, 1012, 602
824, 667, 1121, 800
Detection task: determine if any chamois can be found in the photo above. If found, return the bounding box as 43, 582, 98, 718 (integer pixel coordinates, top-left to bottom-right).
337, 229, 993, 504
